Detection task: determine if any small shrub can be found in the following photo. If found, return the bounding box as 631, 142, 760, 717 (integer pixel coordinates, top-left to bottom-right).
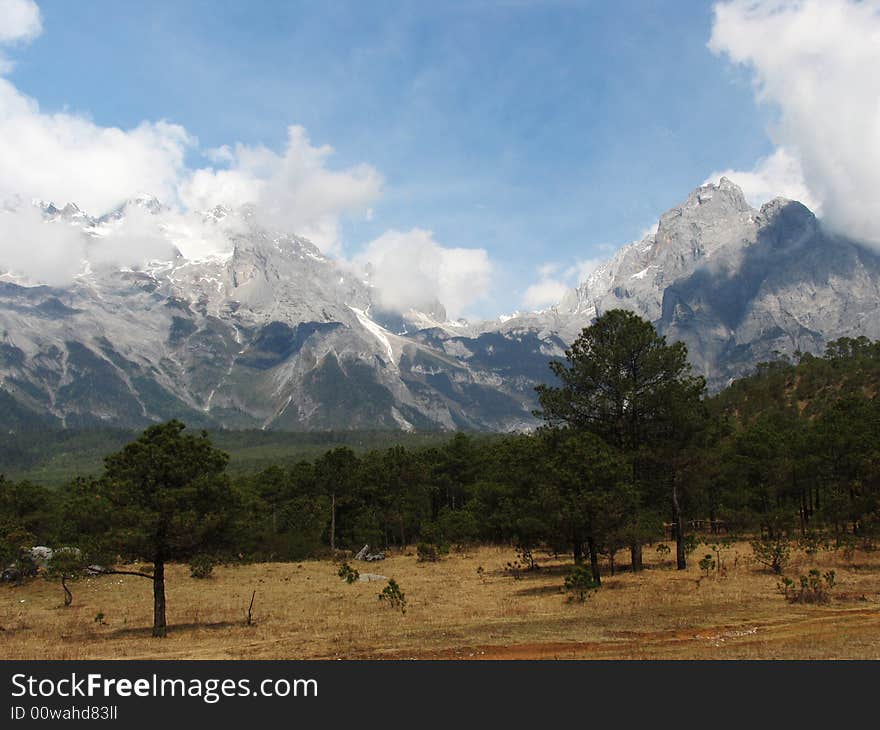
698, 554, 716, 577
797, 531, 827, 557
417, 543, 441, 562
655, 543, 671, 561
750, 536, 791, 574
94, 612, 106, 625
516, 544, 539, 570
504, 560, 524, 580
476, 565, 485, 582
337, 562, 359, 584
683, 534, 699, 558
778, 569, 836, 604
189, 555, 215, 579
378, 579, 407, 614
564, 565, 598, 602
708, 540, 733, 574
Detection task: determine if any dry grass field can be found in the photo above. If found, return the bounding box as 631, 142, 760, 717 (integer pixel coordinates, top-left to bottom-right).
2, 541, 879, 660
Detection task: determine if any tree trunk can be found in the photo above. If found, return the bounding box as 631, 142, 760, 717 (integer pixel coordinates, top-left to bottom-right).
573, 539, 584, 565
630, 543, 643, 572
609, 550, 615, 576
152, 559, 167, 638
330, 492, 336, 553
587, 535, 601, 586
673, 483, 687, 571
61, 574, 72, 607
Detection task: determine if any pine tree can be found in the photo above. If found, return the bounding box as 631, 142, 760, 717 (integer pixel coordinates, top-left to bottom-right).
536, 309, 705, 570
65, 421, 235, 637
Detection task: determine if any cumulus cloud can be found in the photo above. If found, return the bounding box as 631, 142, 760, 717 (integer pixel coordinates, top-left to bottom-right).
0, 0, 41, 44
0, 2, 193, 219
179, 126, 382, 255
88, 207, 179, 270
0, 78, 381, 279
709, 0, 880, 246
705, 147, 820, 212
353, 228, 492, 319
522, 277, 569, 310
0, 201, 209, 285
0, 204, 85, 286
522, 257, 603, 310
0, 79, 192, 214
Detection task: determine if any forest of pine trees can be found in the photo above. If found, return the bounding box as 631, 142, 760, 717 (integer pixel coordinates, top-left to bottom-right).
2, 312, 879, 597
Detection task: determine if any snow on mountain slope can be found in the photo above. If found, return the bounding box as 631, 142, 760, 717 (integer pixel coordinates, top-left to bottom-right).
0, 200, 539, 431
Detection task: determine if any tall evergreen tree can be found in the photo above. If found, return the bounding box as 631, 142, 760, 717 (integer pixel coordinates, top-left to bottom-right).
536, 309, 706, 569
64, 421, 236, 637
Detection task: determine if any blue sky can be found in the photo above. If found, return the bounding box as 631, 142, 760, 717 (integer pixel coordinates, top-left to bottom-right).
4, 0, 863, 318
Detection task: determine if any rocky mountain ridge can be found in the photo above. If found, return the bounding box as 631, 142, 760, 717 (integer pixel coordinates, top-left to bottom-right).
1, 177, 878, 431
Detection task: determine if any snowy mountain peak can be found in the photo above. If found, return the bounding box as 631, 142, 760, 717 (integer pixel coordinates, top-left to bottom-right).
97, 194, 168, 224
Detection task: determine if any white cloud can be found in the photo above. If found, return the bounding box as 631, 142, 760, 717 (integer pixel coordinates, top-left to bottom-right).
537, 262, 559, 279
705, 147, 820, 212
354, 228, 492, 319
0, 78, 193, 215
179, 126, 382, 255
0, 0, 41, 44
0, 0, 383, 279
89, 206, 179, 270
0, 0, 41, 74
0, 204, 85, 286
521, 256, 602, 310
0, 201, 222, 285
522, 278, 569, 310
710, 0, 880, 247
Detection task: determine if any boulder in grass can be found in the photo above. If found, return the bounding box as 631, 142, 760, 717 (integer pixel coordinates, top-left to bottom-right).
357, 573, 388, 582
27, 546, 54, 567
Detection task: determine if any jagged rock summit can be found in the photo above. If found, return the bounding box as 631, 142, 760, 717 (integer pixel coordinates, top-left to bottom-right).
496, 177, 880, 390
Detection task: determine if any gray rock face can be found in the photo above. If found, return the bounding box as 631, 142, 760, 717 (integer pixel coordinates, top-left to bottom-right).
660, 197, 880, 388
1, 177, 878, 432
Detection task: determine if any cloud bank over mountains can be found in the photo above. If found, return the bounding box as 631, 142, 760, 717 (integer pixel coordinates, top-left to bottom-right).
0, 0, 490, 317
708, 0, 880, 249
353, 228, 492, 320
522, 259, 604, 311
179, 126, 383, 257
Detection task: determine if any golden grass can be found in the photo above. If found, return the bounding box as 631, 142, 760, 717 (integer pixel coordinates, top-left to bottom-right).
2, 541, 879, 660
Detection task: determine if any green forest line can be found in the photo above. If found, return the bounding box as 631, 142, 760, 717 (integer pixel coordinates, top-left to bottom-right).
0, 428, 476, 487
